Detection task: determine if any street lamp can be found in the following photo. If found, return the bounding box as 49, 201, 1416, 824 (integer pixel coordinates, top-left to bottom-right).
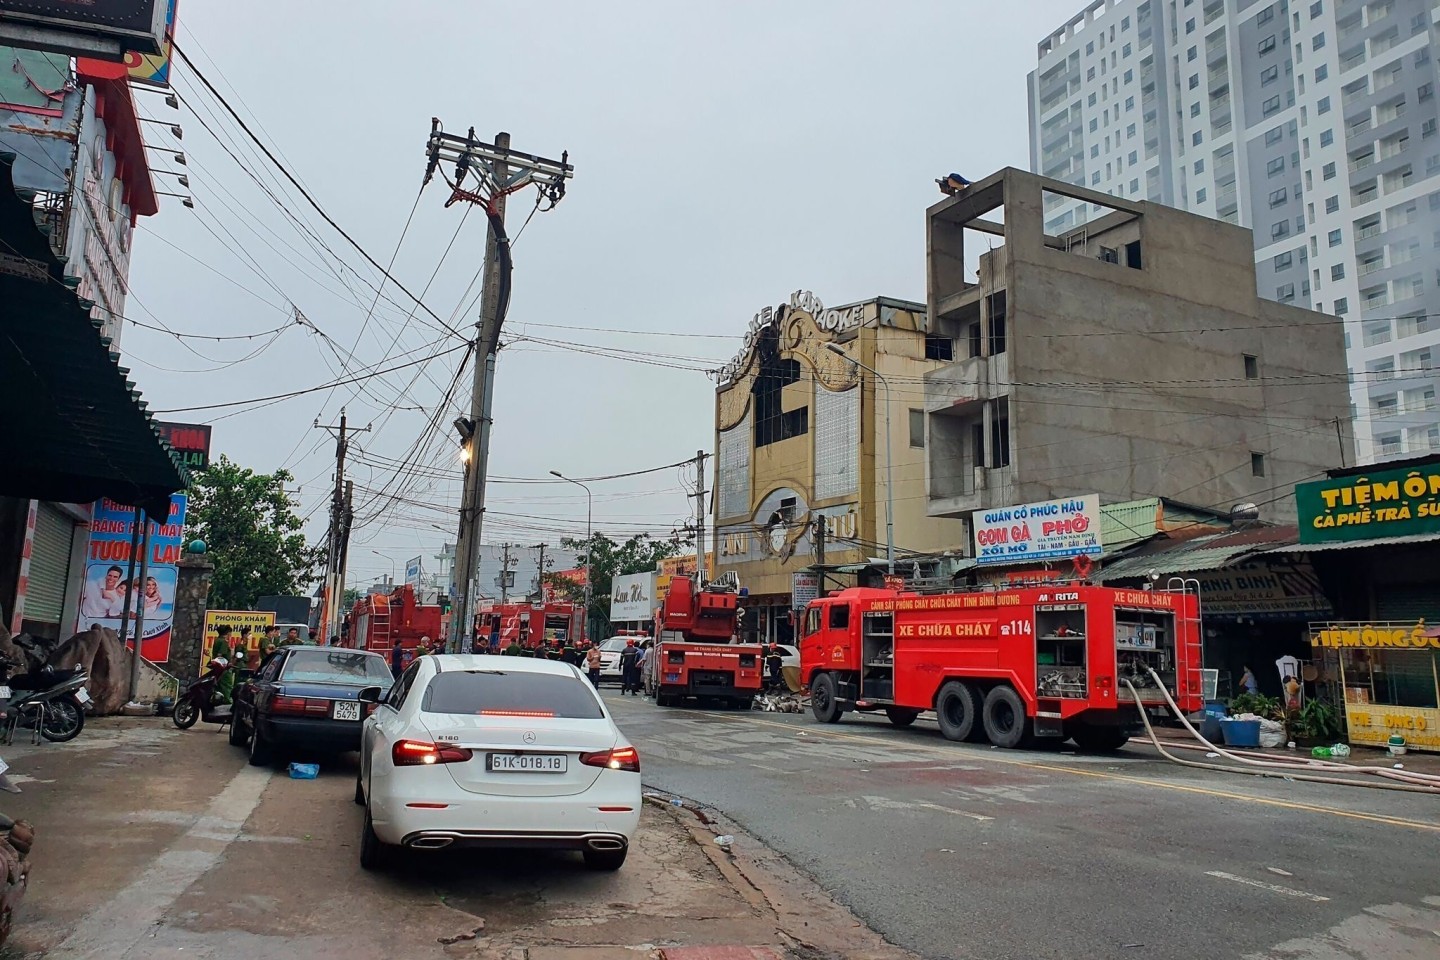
825, 342, 894, 575
371, 550, 396, 585
549, 470, 593, 638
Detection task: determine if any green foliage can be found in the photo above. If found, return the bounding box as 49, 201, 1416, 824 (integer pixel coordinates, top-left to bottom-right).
544, 532, 681, 634
1227, 692, 1285, 721
184, 455, 322, 610
1290, 698, 1346, 741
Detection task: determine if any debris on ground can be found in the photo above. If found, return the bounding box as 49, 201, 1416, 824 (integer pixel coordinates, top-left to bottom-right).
753, 693, 805, 713
288, 762, 319, 779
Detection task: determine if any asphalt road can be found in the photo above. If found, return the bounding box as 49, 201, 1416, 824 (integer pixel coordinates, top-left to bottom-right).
602, 689, 1440, 960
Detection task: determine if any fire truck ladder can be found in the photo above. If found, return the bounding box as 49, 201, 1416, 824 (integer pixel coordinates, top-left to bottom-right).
1167, 577, 1203, 702
368, 595, 393, 653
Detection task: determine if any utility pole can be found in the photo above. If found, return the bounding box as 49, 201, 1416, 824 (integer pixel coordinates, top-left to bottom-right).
425, 122, 573, 654
691, 450, 708, 584
316, 411, 369, 645
534, 542, 547, 597
500, 542, 513, 604
812, 513, 827, 591
335, 479, 354, 642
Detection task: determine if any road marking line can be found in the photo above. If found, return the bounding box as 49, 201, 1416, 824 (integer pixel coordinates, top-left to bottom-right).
740, 717, 1440, 834
860, 794, 995, 822
1206, 870, 1330, 902
52, 765, 273, 959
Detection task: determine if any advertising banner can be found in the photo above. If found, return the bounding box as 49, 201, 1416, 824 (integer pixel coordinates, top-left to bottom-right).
202, 609, 275, 671
1192, 562, 1332, 619
610, 572, 655, 622
156, 420, 210, 471
1296, 463, 1440, 543
791, 571, 819, 610
405, 556, 423, 587
973, 494, 1102, 566
77, 494, 186, 661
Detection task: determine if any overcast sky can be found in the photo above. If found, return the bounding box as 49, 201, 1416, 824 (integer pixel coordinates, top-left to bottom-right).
124, 0, 1087, 585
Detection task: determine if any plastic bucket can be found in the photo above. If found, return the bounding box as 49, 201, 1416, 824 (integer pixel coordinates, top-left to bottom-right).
1219, 718, 1261, 748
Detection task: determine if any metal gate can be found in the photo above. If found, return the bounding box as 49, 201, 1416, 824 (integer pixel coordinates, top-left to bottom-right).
26, 503, 77, 635
1376, 585, 1440, 624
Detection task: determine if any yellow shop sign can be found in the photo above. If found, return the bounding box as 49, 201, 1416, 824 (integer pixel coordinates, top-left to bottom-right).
1310, 622, 1440, 649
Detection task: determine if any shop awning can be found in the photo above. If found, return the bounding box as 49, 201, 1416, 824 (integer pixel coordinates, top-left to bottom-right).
0, 153, 186, 517
1096, 525, 1301, 581
1257, 531, 1440, 555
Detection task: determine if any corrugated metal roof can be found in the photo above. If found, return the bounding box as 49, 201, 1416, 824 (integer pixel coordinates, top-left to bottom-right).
1259, 531, 1440, 554
1101, 498, 1161, 549
1098, 526, 1300, 581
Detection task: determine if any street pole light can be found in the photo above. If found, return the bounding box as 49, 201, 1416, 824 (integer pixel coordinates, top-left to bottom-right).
371, 550, 396, 586
550, 471, 593, 639
825, 342, 894, 575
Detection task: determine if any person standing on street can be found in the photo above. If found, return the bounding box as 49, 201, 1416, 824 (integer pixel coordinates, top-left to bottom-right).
1239, 664, 1258, 695
636, 641, 651, 697
619, 639, 641, 695
766, 641, 784, 692
585, 643, 603, 687
390, 642, 405, 679
259, 625, 281, 660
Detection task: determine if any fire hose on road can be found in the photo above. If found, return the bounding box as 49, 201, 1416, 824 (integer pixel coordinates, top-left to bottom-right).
1124, 670, 1440, 795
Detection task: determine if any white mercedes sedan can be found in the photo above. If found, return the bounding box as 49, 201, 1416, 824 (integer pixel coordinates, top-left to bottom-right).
355, 654, 642, 871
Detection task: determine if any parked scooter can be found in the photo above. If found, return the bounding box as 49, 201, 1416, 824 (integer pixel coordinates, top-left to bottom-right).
0, 690, 37, 949
172, 657, 235, 732
0, 635, 89, 744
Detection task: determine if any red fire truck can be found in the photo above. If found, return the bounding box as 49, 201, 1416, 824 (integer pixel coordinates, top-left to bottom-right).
647, 574, 763, 709
349, 585, 446, 659
798, 583, 1202, 751
477, 600, 584, 652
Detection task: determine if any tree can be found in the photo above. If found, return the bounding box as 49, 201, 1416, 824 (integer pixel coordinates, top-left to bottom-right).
544, 532, 681, 637
185, 455, 322, 610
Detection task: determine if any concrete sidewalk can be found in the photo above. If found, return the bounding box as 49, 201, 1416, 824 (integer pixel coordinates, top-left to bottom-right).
1141, 726, 1440, 775
1, 718, 913, 960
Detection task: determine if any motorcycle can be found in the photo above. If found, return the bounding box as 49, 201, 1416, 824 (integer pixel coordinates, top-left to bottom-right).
0, 691, 36, 949
172, 658, 236, 733
0, 635, 89, 744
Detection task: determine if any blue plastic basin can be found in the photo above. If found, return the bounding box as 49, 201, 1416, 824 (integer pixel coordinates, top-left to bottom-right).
1219, 718, 1261, 748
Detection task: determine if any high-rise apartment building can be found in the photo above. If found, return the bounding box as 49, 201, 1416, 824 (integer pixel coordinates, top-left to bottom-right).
1029, 0, 1440, 463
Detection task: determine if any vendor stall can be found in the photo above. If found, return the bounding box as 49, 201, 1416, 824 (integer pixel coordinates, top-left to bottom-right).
1309, 621, 1440, 752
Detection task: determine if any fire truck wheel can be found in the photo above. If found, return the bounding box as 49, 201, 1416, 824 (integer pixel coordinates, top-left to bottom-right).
885, 707, 922, 728
1070, 724, 1131, 752
810, 673, 843, 724
934, 681, 978, 741
981, 685, 1030, 749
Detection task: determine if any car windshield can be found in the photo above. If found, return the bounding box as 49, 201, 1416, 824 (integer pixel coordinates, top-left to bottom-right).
421, 670, 604, 719
280, 650, 391, 685
600, 638, 629, 652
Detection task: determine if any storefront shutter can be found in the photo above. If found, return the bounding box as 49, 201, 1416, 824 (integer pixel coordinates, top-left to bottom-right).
27, 503, 76, 626
1375, 586, 1440, 624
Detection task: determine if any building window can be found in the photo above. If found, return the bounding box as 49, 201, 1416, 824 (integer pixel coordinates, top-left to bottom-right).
967, 321, 982, 359
1251, 452, 1267, 477
1127, 122, 1137, 138
1186, 17, 1196, 33
1272, 221, 1291, 239
1317, 96, 1331, 114
1269, 187, 1288, 206
1244, 354, 1260, 379
1316, 64, 1328, 82
1276, 282, 1296, 300
1263, 95, 1281, 115
909, 409, 925, 449
1273, 252, 1293, 270
1328, 228, 1342, 246
1194, 159, 1205, 174
1265, 126, 1284, 146
1320, 129, 1334, 146
1259, 35, 1277, 55
1191, 102, 1202, 117
1258, 6, 1275, 25
1334, 297, 1348, 314
1196, 187, 1208, 203
989, 398, 1011, 468
1310, 1, 1322, 16
1193, 130, 1204, 146
1323, 161, 1336, 180
1126, 97, 1135, 112
1312, 32, 1325, 51
1325, 196, 1339, 213
1331, 263, 1345, 280
1262, 64, 1279, 85
751, 329, 808, 448
924, 333, 953, 362
1188, 46, 1198, 61
1189, 74, 1200, 89
986, 291, 1008, 355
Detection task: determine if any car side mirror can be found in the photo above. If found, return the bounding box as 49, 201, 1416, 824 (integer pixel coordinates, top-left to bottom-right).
357, 686, 384, 704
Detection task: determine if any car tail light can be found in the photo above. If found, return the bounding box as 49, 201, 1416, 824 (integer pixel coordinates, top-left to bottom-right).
272, 696, 330, 716
478, 709, 555, 718
392, 739, 473, 766
580, 745, 640, 773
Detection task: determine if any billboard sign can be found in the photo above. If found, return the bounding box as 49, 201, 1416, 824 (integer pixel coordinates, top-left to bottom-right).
77, 493, 187, 661
202, 609, 274, 672
1296, 463, 1440, 543
405, 556, 423, 587
791, 571, 818, 610
0, 0, 167, 59
126, 0, 175, 86
973, 494, 1102, 566
610, 572, 655, 622
156, 421, 211, 471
